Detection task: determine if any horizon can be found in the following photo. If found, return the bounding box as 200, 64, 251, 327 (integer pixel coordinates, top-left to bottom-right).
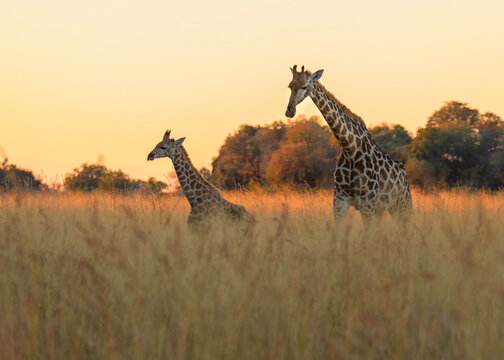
2, 0, 503, 183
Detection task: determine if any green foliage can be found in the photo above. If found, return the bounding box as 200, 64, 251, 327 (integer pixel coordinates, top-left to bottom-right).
427, 101, 480, 128
488, 152, 504, 188
65, 163, 167, 194
408, 101, 504, 189
0, 159, 42, 191
212, 121, 286, 189
212, 116, 339, 189
4, 101, 503, 192
147, 177, 168, 194
369, 123, 412, 163
405, 158, 438, 188
212, 101, 503, 190
211, 124, 263, 189
266, 118, 338, 188
64, 163, 108, 192
132, 177, 168, 194
98, 170, 132, 194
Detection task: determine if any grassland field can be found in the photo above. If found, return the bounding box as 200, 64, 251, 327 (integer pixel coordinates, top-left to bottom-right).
1, 189, 504, 360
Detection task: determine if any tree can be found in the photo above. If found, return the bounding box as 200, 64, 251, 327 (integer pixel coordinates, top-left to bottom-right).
147, 177, 168, 194
0, 159, 42, 191
132, 177, 168, 194
98, 170, 133, 193
65, 164, 168, 194
64, 163, 108, 192
212, 122, 286, 189
488, 151, 504, 189
254, 121, 287, 179
404, 158, 437, 188
426, 101, 479, 128
369, 123, 412, 163
408, 101, 504, 188
470, 112, 504, 188
211, 116, 341, 189
212, 125, 261, 189
266, 117, 338, 188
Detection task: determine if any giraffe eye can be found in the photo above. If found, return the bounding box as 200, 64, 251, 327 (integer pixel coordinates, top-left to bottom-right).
302, 86, 308, 90
160, 146, 167, 150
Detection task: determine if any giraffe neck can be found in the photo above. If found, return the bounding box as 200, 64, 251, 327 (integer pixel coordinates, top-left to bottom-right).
171, 146, 217, 208
310, 82, 375, 158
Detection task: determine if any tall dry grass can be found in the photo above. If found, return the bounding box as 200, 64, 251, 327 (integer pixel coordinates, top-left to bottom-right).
0, 189, 504, 359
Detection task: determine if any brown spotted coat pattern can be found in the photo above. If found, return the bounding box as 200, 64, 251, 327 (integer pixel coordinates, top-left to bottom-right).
147, 130, 250, 228
286, 66, 412, 222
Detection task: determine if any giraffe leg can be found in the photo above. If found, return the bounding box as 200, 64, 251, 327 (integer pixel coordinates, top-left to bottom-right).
360, 206, 383, 230
356, 170, 381, 229
187, 217, 200, 233
333, 155, 352, 223
388, 172, 414, 224
389, 194, 414, 225
333, 192, 350, 223
187, 210, 206, 233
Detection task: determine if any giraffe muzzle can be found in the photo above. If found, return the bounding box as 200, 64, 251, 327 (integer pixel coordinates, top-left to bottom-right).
147, 153, 155, 161
285, 106, 296, 118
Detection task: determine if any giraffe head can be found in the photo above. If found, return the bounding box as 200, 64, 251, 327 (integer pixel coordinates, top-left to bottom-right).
147, 130, 186, 161
285, 65, 324, 118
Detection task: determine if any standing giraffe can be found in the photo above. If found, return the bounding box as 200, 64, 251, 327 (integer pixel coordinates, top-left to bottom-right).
285, 65, 412, 222
147, 130, 251, 228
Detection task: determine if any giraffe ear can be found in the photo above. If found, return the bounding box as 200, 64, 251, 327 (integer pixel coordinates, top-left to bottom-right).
174, 137, 185, 146
163, 130, 172, 142
310, 69, 324, 81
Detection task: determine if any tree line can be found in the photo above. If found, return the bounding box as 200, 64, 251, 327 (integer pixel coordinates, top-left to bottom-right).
1, 101, 503, 193
212, 101, 504, 190
0, 157, 42, 191
64, 164, 168, 194
1, 160, 167, 194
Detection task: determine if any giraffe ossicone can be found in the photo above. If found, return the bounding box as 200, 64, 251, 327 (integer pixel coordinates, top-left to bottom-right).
286, 65, 412, 222
147, 130, 252, 229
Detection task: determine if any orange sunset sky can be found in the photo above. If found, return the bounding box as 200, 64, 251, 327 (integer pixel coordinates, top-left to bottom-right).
1, 0, 503, 184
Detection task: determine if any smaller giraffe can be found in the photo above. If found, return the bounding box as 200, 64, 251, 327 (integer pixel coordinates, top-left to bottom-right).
147, 130, 251, 229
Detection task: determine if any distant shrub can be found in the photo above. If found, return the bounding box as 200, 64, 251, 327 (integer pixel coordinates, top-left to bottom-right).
64, 163, 166, 194
0, 159, 42, 191
64, 163, 108, 192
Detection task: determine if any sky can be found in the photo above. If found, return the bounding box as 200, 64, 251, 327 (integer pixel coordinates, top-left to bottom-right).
1, 0, 503, 184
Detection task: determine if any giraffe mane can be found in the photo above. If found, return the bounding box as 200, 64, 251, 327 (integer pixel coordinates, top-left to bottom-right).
304, 70, 366, 127
317, 82, 366, 126
179, 145, 215, 188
